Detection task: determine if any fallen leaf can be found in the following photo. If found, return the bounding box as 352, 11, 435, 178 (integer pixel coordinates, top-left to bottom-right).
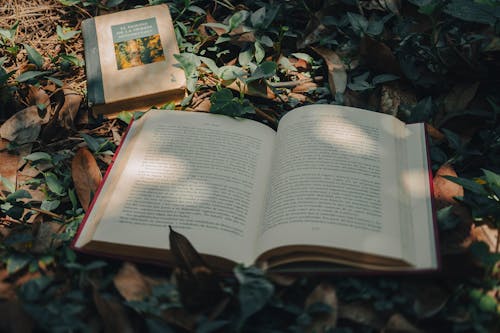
0, 106, 47, 144
311, 46, 347, 95
360, 36, 402, 76
27, 86, 51, 114
225, 78, 275, 99
113, 262, 151, 302
433, 164, 463, 210
304, 282, 338, 333
71, 147, 102, 211
0, 300, 34, 333
338, 302, 384, 330
413, 284, 450, 319
383, 313, 424, 333
292, 81, 318, 93
31, 220, 65, 254
162, 307, 197, 331
93, 286, 135, 333
471, 224, 498, 253
57, 89, 82, 130
425, 124, 445, 142
444, 82, 479, 113
380, 83, 417, 116
0, 139, 21, 193
297, 14, 327, 49
170, 227, 223, 310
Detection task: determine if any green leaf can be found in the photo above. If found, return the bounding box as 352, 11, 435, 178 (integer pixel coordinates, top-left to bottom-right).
7, 253, 31, 274
442, 128, 462, 151
59, 54, 83, 67
56, 25, 81, 41
218, 65, 245, 81
0, 21, 18, 41
372, 74, 399, 85
174, 53, 200, 92
251, 7, 267, 28
80, 133, 101, 152
210, 89, 254, 117
482, 169, 500, 187
229, 11, 249, 31
347, 12, 368, 35
44, 172, 66, 196
239, 46, 253, 66
254, 41, 265, 64
246, 61, 276, 83
16, 70, 51, 83
106, 0, 124, 7
46, 76, 64, 87
6, 189, 31, 202
25, 152, 52, 162
23, 44, 44, 68
444, 0, 499, 25
235, 266, 274, 325
187, 5, 205, 15
58, 0, 81, 5
41, 199, 60, 211
0, 175, 16, 193
441, 175, 489, 196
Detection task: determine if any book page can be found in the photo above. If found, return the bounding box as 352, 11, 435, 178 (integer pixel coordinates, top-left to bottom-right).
257, 105, 409, 261
89, 110, 275, 265
401, 123, 438, 269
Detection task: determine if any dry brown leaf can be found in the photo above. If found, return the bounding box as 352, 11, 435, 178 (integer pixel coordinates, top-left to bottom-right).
31, 220, 65, 254
471, 224, 499, 253
0, 106, 48, 144
433, 164, 464, 210
444, 82, 479, 113
27, 86, 50, 113
383, 313, 424, 333
71, 147, 102, 212
193, 98, 211, 112
93, 287, 135, 333
311, 46, 347, 95
304, 282, 338, 333
292, 81, 318, 93
205, 11, 226, 36
0, 139, 21, 193
413, 284, 450, 319
113, 262, 151, 302
380, 83, 417, 116
425, 124, 445, 142
57, 89, 82, 130
0, 300, 34, 333
225, 78, 275, 99
162, 308, 198, 331
338, 302, 384, 330
360, 36, 402, 76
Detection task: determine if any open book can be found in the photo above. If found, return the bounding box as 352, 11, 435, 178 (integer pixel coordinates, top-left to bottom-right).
72, 105, 439, 273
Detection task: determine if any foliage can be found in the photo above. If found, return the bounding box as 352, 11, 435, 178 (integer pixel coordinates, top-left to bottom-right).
0, 0, 499, 332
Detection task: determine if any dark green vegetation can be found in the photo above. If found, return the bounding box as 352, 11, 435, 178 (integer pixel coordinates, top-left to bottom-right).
0, 0, 499, 332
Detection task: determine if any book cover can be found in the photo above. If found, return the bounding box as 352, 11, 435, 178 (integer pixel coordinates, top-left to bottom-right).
82, 5, 186, 116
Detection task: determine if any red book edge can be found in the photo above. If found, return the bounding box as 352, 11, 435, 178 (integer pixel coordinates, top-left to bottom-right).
70, 117, 135, 252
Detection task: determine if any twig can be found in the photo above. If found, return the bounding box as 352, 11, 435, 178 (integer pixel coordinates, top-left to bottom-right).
268, 76, 323, 89
28, 207, 65, 221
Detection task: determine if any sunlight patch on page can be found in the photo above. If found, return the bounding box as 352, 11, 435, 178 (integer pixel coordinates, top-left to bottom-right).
170, 179, 212, 206
401, 169, 428, 199
134, 153, 188, 184
315, 117, 376, 156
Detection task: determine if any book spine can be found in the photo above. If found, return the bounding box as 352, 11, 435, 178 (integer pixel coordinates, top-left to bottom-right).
82, 18, 105, 107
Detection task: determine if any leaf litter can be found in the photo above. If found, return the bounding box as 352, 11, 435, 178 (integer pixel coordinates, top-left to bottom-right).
0, 0, 499, 331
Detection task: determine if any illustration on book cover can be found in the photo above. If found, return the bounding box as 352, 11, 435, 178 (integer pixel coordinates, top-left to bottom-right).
111, 17, 166, 70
